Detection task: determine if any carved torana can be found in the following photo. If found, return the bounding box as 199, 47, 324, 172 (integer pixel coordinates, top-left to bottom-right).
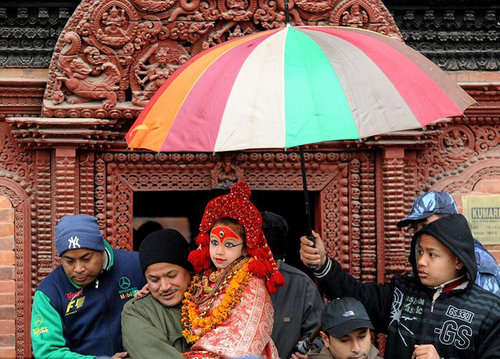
40, 0, 400, 119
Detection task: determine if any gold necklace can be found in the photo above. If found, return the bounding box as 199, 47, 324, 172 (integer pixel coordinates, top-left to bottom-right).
181, 257, 252, 343
193, 256, 246, 305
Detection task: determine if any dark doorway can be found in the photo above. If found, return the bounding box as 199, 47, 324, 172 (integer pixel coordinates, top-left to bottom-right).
133, 189, 315, 273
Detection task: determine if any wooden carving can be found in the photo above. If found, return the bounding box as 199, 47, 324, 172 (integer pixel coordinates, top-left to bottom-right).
53, 32, 121, 110
42, 0, 401, 119
0, 123, 34, 358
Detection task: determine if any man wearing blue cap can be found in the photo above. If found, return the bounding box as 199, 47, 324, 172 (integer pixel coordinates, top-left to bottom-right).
31, 214, 146, 359
397, 191, 500, 296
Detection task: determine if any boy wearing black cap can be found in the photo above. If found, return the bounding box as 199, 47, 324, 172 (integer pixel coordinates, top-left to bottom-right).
31, 214, 145, 359
121, 229, 192, 359
300, 214, 500, 358
308, 297, 381, 359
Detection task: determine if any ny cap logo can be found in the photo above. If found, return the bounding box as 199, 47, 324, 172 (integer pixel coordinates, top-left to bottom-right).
68, 236, 80, 249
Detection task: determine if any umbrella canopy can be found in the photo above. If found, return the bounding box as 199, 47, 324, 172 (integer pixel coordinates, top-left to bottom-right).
126, 25, 475, 153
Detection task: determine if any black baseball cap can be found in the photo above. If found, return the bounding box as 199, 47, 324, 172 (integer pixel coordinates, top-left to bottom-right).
322, 297, 374, 338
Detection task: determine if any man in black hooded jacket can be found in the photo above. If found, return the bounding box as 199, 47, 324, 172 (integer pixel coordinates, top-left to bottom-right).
300, 214, 500, 358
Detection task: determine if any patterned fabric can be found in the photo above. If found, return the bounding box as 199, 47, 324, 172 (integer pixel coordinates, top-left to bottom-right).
183, 351, 220, 359
474, 240, 500, 296
397, 191, 458, 228
186, 277, 279, 359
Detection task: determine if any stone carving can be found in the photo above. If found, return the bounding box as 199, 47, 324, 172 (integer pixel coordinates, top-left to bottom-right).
341, 4, 368, 26
393, 7, 500, 71
191, 21, 256, 54
0, 6, 72, 68
6, 0, 500, 355
440, 127, 475, 161
54, 150, 78, 219
211, 159, 244, 189
132, 40, 189, 106
93, 2, 139, 47
331, 0, 401, 38
96, 148, 374, 288
132, 0, 177, 13
0, 180, 30, 359
80, 153, 96, 215
295, 0, 336, 16
42, 0, 401, 118
219, 0, 257, 22
0, 123, 34, 183
52, 32, 121, 110
382, 154, 410, 276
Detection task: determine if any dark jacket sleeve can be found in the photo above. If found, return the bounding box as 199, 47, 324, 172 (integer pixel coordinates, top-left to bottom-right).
314, 257, 394, 333
477, 315, 500, 358
300, 278, 324, 348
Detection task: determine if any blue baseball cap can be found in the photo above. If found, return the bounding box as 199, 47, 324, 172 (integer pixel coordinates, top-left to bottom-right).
56, 214, 105, 256
397, 191, 458, 228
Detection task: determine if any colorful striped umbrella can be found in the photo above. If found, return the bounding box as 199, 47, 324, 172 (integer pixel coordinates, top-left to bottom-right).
126, 25, 475, 153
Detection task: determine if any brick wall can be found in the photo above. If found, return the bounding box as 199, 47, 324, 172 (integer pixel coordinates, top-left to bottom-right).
0, 196, 15, 359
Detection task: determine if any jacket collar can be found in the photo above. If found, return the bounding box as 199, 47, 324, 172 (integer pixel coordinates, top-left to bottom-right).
67, 241, 115, 289
318, 343, 380, 359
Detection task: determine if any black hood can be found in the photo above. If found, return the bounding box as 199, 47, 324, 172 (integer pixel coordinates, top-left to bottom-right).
409, 214, 477, 287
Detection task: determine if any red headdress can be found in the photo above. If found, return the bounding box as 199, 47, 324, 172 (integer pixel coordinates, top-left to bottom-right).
188, 181, 285, 294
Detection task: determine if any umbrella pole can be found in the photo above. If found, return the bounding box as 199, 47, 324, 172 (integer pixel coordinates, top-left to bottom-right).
299, 146, 318, 270
299, 146, 313, 235
285, 0, 290, 25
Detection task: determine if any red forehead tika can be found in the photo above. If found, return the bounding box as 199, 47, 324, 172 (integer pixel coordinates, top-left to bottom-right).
210, 225, 241, 243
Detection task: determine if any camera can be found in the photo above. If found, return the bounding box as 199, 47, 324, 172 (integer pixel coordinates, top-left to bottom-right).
294, 339, 312, 355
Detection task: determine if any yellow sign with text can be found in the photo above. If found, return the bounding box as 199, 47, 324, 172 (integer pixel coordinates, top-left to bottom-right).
462, 195, 500, 245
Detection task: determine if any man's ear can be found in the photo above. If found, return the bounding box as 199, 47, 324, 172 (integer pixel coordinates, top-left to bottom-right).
455, 257, 464, 271
320, 331, 330, 348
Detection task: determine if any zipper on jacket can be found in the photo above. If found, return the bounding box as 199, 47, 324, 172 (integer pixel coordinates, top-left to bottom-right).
97, 283, 114, 354
417, 291, 434, 344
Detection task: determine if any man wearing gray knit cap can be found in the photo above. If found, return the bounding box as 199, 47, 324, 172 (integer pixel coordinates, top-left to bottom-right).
121, 229, 193, 359
31, 214, 145, 359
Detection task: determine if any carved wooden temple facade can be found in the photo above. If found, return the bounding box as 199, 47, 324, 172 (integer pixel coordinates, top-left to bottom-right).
0, 0, 499, 357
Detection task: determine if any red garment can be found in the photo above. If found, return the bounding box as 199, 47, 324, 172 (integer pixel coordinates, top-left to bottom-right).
184, 277, 279, 359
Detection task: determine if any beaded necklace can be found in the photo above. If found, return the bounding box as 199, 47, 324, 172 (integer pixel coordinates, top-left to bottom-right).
181, 256, 253, 343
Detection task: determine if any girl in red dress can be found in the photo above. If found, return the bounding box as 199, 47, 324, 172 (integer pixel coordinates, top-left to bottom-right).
182, 181, 285, 359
